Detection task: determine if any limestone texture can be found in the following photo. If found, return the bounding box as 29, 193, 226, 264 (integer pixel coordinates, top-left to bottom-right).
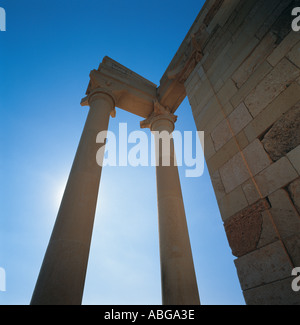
262, 104, 300, 161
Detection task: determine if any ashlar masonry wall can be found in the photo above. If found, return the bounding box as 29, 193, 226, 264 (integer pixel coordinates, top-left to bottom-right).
184, 0, 300, 304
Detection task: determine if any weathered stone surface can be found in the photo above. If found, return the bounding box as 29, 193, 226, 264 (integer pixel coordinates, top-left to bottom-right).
242, 178, 261, 205
216, 78, 237, 107
288, 177, 300, 215
207, 130, 249, 173
231, 60, 273, 108
262, 104, 300, 161
244, 58, 300, 117
287, 145, 300, 175
257, 211, 278, 249
219, 152, 250, 193
234, 240, 292, 290
224, 199, 270, 257
219, 139, 271, 194
255, 0, 294, 41
284, 234, 300, 266
244, 83, 300, 143
231, 32, 276, 88
218, 185, 248, 222
242, 138, 272, 176
210, 169, 226, 201
286, 40, 300, 69
253, 157, 298, 197
228, 103, 252, 134
268, 188, 300, 239
211, 103, 252, 151
267, 30, 300, 67
203, 0, 225, 27
243, 277, 300, 305
204, 133, 216, 160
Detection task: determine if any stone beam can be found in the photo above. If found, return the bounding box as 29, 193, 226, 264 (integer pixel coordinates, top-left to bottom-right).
81, 56, 157, 118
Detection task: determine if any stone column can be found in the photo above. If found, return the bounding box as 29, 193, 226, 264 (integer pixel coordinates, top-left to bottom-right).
31, 88, 115, 305
141, 100, 200, 305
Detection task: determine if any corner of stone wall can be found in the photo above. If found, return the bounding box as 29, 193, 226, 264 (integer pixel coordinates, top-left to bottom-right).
184, 0, 300, 304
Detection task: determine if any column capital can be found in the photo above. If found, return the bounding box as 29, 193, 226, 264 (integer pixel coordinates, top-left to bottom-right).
80, 87, 116, 118
140, 99, 177, 132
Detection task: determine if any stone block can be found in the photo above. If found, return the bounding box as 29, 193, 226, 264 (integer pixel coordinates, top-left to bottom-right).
267, 31, 300, 67
205, 42, 233, 86
219, 152, 250, 193
187, 94, 197, 110
242, 138, 272, 176
195, 79, 215, 109
284, 234, 300, 266
211, 103, 252, 151
216, 78, 238, 107
221, 36, 260, 84
219, 139, 271, 194
253, 157, 298, 197
288, 177, 300, 215
255, 0, 293, 40
210, 169, 226, 202
242, 178, 261, 205
257, 211, 278, 249
244, 58, 300, 117
243, 277, 300, 305
244, 83, 300, 143
233, 0, 282, 40
268, 188, 300, 239
230, 60, 273, 108
211, 118, 232, 152
231, 32, 276, 88
218, 185, 249, 221
287, 40, 300, 69
226, 0, 256, 36
203, 29, 233, 72
194, 96, 222, 131
262, 104, 300, 161
224, 199, 270, 257
185, 71, 201, 97
204, 133, 216, 160
207, 0, 240, 33
234, 240, 292, 290
207, 130, 249, 173
287, 145, 300, 175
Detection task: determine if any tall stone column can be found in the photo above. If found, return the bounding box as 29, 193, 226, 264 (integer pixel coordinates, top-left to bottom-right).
31, 88, 115, 305
141, 100, 200, 305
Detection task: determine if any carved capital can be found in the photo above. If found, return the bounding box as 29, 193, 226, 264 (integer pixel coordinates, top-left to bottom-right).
81, 87, 116, 117
140, 99, 177, 131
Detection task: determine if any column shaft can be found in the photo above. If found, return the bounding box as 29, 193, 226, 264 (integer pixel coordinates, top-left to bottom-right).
153, 120, 200, 305
31, 92, 114, 305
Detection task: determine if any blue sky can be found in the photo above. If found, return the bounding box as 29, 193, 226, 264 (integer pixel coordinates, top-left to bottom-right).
0, 0, 245, 305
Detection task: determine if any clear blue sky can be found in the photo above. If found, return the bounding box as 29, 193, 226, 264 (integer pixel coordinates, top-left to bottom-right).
0, 0, 245, 305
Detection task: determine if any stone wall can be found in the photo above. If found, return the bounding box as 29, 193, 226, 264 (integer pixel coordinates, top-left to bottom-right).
184, 0, 300, 304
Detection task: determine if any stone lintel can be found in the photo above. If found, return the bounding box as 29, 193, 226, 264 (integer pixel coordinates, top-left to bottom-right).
82, 56, 157, 118
81, 1, 237, 117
